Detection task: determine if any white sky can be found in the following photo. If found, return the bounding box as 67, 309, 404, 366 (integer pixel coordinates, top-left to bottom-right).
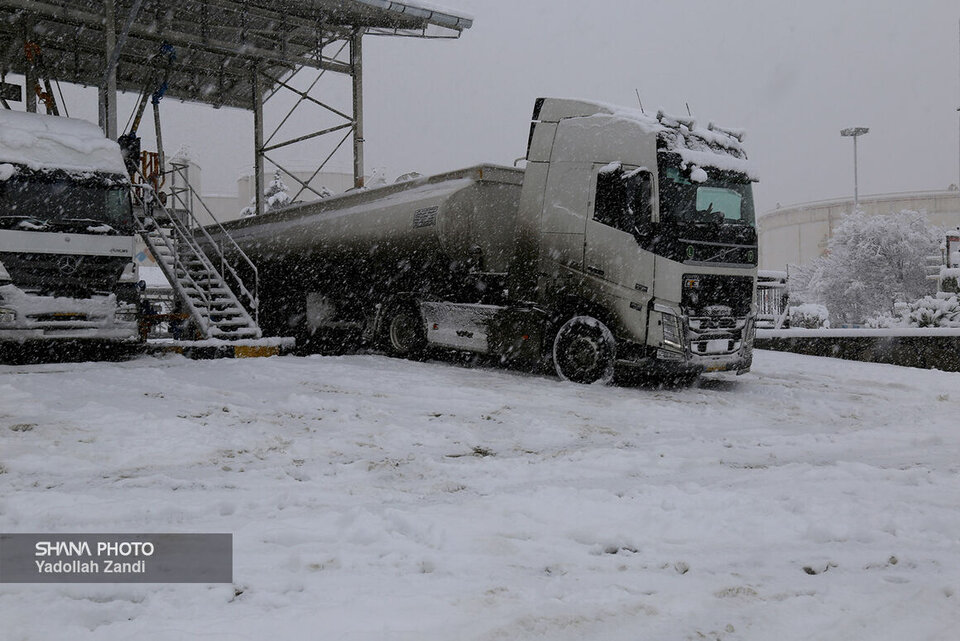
26, 0, 960, 214
361, 0, 960, 214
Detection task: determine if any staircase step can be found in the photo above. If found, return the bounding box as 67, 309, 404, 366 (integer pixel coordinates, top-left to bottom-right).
209, 305, 244, 314
210, 327, 260, 339
213, 319, 255, 328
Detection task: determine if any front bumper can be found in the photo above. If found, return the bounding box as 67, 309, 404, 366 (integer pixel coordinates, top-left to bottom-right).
686, 314, 755, 373
617, 310, 755, 375
0, 285, 139, 343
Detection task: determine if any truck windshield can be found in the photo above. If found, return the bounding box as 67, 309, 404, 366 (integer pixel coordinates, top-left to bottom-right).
0, 174, 133, 232
659, 163, 755, 227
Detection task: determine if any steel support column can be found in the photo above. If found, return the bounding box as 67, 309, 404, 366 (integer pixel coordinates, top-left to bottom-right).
351, 28, 364, 189
22, 19, 36, 113
252, 65, 265, 217
98, 0, 118, 138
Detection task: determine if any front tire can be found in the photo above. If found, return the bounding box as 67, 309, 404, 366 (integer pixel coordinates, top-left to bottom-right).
551, 315, 616, 384
382, 300, 427, 359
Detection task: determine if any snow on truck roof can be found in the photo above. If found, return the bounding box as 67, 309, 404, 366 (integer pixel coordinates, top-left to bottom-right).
535, 97, 757, 180
0, 111, 128, 176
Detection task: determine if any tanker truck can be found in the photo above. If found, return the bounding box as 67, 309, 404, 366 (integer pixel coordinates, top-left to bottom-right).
209, 98, 758, 383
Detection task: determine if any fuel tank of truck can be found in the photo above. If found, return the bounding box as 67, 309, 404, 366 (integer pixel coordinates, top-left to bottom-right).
211, 165, 524, 275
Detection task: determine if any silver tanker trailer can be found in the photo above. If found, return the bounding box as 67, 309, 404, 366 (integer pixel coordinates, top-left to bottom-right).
209, 98, 759, 383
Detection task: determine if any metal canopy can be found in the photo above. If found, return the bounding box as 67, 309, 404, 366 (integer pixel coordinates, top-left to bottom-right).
0, 0, 472, 110
0, 0, 470, 214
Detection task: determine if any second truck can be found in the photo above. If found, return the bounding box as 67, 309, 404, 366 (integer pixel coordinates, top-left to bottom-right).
0, 110, 140, 358
209, 98, 759, 383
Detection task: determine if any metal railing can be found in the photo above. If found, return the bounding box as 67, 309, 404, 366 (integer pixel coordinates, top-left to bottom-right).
165, 162, 259, 325
131, 186, 213, 336
756, 271, 789, 330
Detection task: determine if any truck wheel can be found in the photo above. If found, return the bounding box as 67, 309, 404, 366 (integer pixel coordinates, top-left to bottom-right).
552, 315, 616, 384
383, 301, 427, 358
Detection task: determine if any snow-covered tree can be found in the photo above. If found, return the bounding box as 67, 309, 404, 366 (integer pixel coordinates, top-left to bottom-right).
265, 170, 291, 210
241, 170, 292, 217
791, 210, 940, 325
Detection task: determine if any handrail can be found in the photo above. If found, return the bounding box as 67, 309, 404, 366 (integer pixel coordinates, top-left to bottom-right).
132, 188, 212, 335
168, 183, 258, 321
167, 163, 259, 324
185, 189, 259, 315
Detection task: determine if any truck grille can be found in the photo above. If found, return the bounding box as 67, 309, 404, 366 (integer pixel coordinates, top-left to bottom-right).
681, 274, 754, 317
0, 252, 126, 296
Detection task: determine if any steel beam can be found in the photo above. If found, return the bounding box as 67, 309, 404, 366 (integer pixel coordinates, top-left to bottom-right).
351, 28, 364, 189
261, 122, 353, 154
262, 153, 334, 201
22, 19, 36, 113
286, 128, 354, 202
258, 69, 353, 123
4, 0, 338, 74
103, 0, 144, 86
263, 38, 349, 104
252, 65, 265, 217
98, 0, 118, 139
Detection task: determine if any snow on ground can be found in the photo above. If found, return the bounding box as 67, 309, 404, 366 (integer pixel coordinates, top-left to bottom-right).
1, 350, 958, 640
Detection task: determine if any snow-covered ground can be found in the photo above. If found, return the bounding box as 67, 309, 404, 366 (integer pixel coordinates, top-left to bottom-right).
1, 350, 958, 640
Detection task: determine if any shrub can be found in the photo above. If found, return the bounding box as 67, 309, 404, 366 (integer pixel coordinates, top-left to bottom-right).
789, 303, 830, 329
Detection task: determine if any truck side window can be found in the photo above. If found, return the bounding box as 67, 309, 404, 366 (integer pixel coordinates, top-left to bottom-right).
594, 166, 652, 236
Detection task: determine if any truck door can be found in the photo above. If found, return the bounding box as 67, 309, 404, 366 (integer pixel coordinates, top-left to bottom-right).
540, 162, 591, 272
584, 164, 656, 307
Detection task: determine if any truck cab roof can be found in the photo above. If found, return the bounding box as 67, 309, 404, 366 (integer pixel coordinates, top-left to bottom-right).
0, 111, 128, 177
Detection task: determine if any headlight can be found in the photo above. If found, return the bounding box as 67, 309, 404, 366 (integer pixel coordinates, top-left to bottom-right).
0, 308, 16, 324
661, 313, 683, 350
743, 317, 756, 345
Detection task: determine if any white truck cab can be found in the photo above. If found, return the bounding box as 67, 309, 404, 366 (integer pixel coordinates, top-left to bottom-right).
0, 111, 139, 351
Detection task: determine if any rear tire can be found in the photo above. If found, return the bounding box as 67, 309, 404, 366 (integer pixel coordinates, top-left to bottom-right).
382, 300, 427, 359
551, 315, 616, 384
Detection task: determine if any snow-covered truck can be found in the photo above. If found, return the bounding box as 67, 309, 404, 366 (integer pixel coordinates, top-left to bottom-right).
211, 98, 759, 382
0, 110, 140, 354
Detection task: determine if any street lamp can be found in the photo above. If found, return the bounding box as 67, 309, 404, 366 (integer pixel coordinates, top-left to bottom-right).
840, 127, 869, 210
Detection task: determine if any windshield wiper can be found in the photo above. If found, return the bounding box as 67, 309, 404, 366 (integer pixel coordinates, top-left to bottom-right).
0, 216, 49, 231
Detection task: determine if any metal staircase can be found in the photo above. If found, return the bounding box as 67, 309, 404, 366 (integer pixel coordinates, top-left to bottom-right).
133, 169, 261, 341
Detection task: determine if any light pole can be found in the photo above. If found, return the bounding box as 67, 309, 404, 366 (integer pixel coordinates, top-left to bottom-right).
840, 127, 869, 210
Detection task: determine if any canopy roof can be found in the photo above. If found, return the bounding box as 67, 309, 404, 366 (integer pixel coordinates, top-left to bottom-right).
0, 0, 472, 110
